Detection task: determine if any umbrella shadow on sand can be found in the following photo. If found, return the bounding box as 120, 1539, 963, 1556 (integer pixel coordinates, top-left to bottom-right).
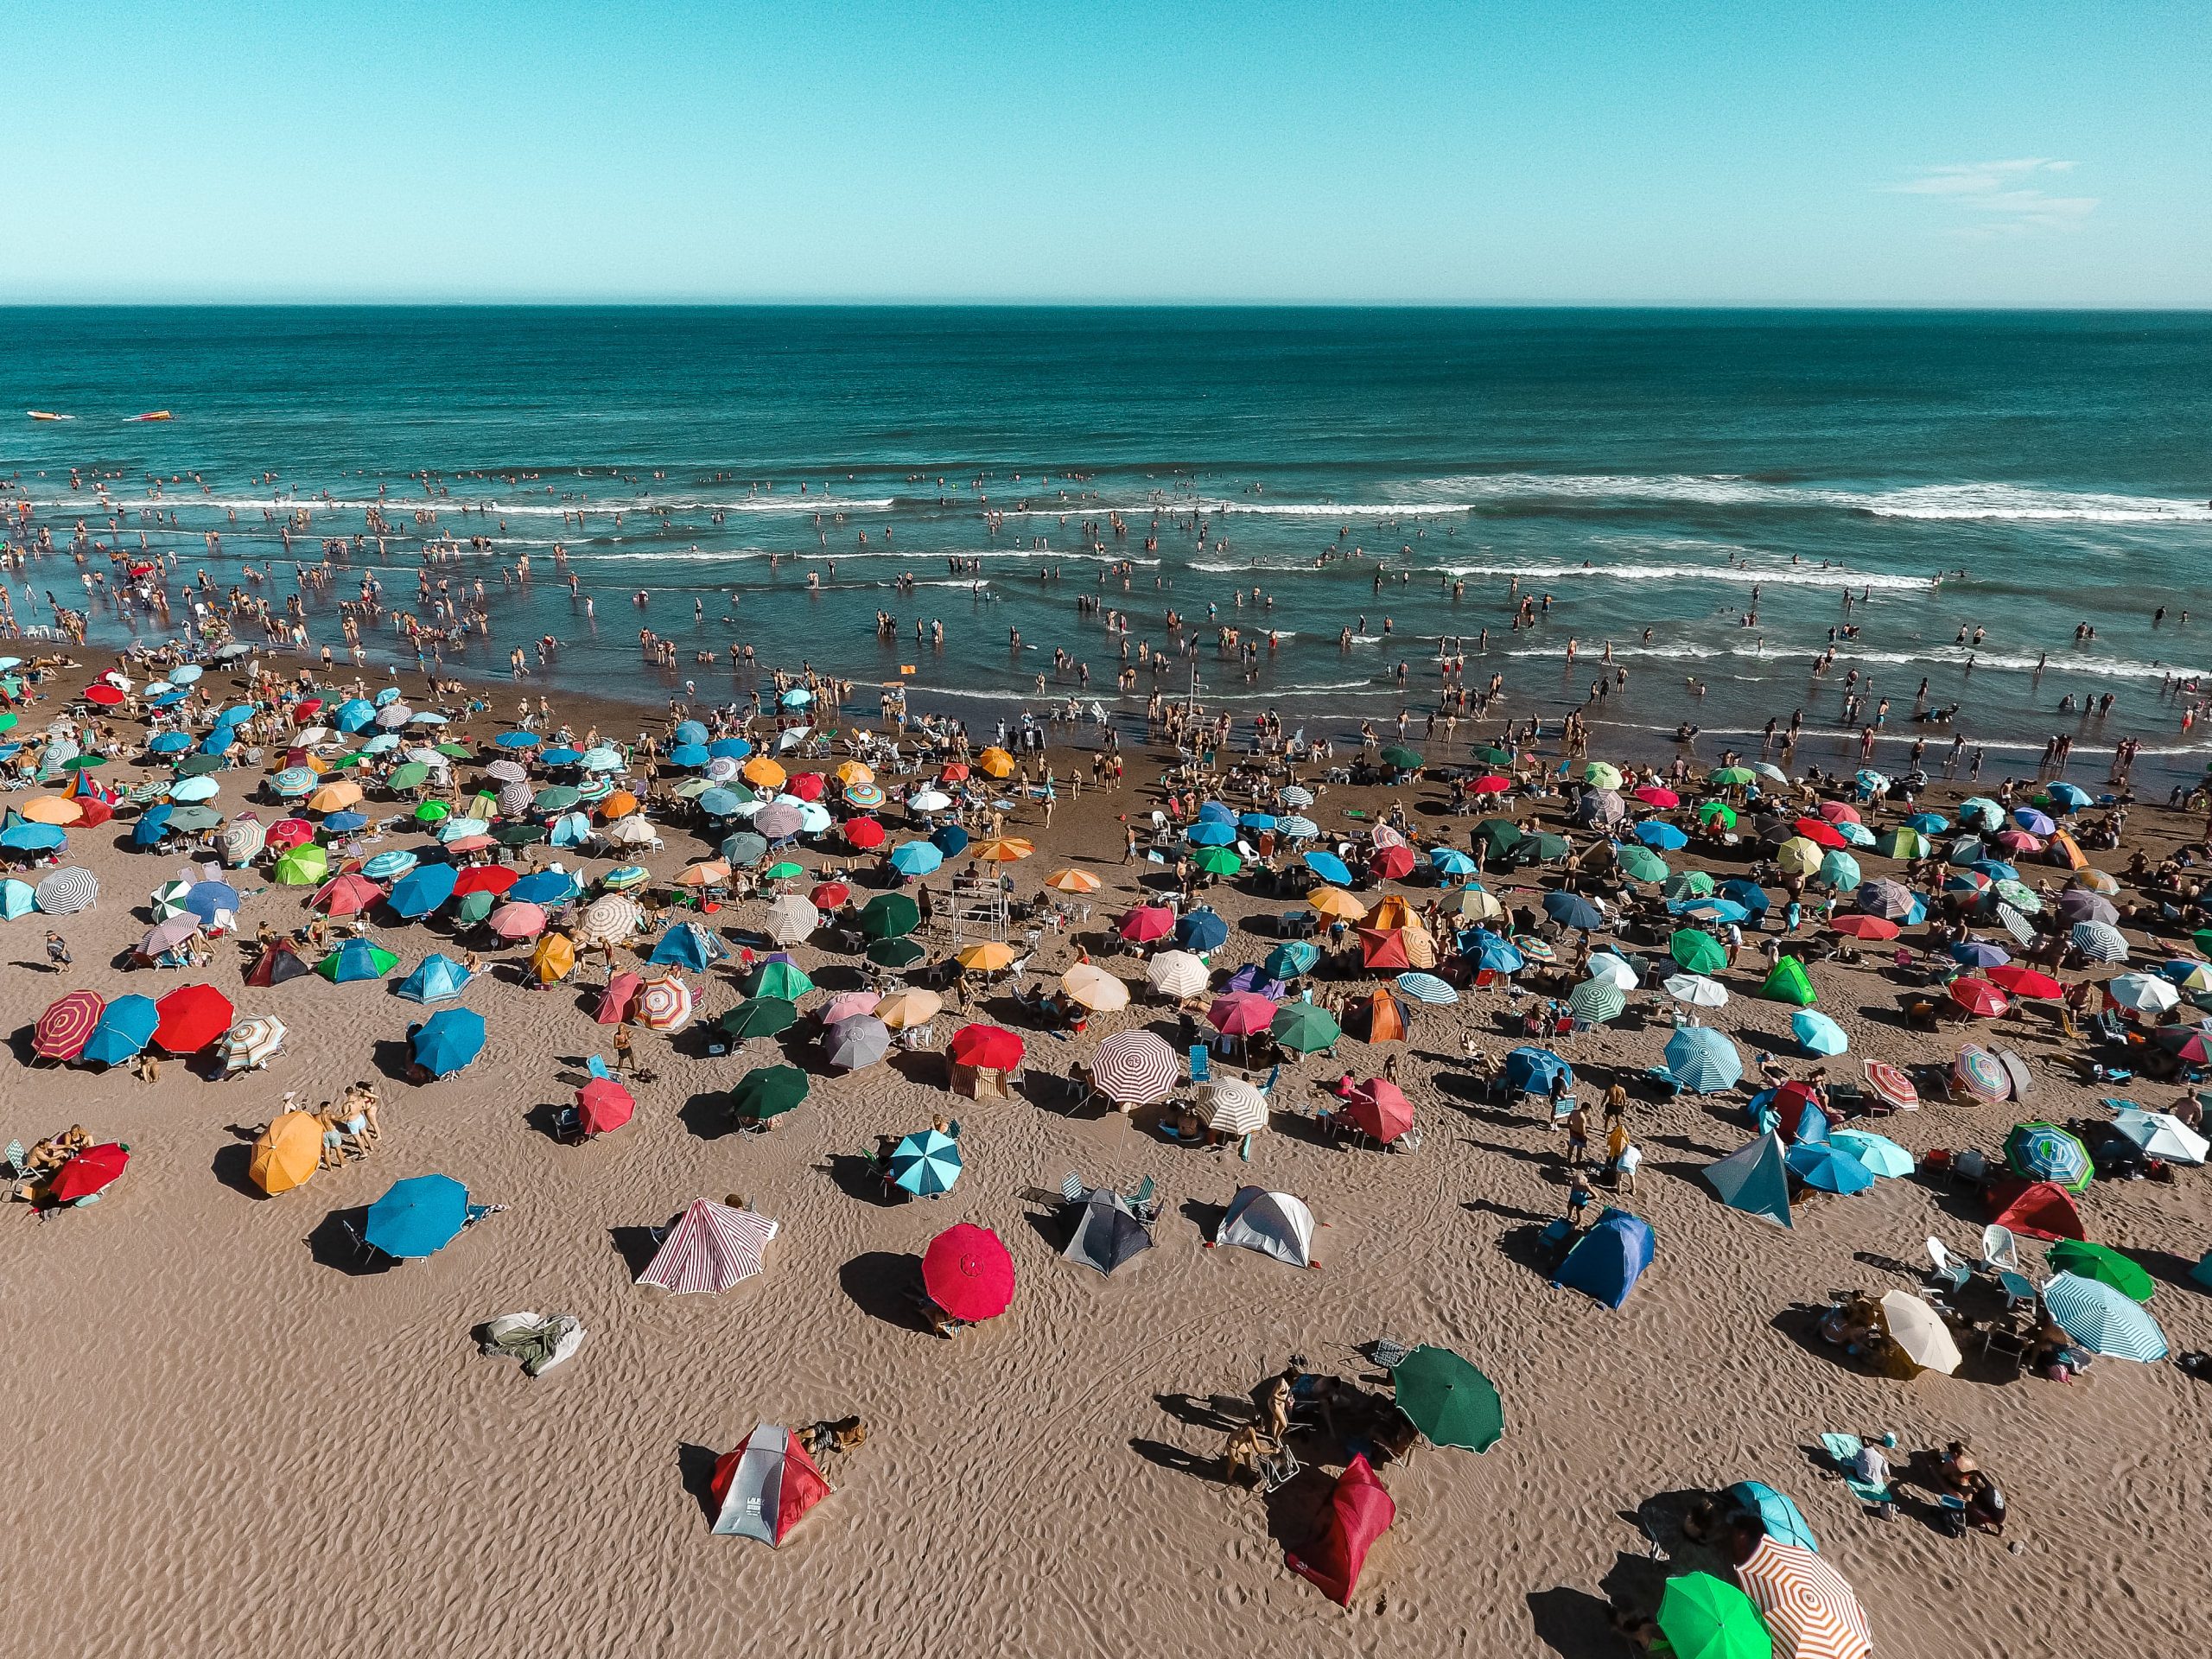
610, 1224, 664, 1279
207, 1141, 259, 1199
677, 1090, 741, 1142
1526, 1586, 1619, 1657
306, 1208, 393, 1275
838, 1249, 927, 1332
818, 1153, 907, 1208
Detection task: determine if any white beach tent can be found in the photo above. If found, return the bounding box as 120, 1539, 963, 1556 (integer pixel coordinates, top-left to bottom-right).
1215, 1185, 1318, 1268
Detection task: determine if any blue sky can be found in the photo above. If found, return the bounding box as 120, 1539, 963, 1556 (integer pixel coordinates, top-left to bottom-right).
4, 0, 2207, 304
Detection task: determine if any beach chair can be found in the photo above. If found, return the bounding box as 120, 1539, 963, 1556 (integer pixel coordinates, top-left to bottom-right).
550, 1105, 587, 1144
335, 1215, 379, 1267
1124, 1175, 1161, 1225
1925, 1236, 1971, 1296
1995, 1269, 2037, 1319
2, 1141, 29, 1183
1188, 1045, 1211, 1085
1980, 1224, 2022, 1277
1256, 1063, 1281, 1097
1253, 1444, 1302, 1495
587, 1054, 613, 1082
1948, 1147, 1992, 1192
1642, 1066, 1684, 1101
1819, 1433, 1896, 1514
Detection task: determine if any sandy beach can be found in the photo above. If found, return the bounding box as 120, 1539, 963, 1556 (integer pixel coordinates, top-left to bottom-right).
1, 643, 2209, 1659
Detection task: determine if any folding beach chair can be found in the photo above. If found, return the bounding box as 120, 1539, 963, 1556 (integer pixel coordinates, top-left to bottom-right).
1188, 1045, 1211, 1085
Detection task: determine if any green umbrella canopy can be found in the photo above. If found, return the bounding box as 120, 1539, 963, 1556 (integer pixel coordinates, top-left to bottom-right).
1271, 1002, 1342, 1052
497, 822, 548, 845
1192, 846, 1243, 875
1524, 832, 1571, 862
721, 995, 799, 1040
1670, 930, 1727, 974
415, 800, 450, 823
435, 742, 471, 760
1471, 819, 1523, 855
741, 959, 815, 1000
1657, 1573, 1773, 1659
535, 785, 581, 811
59, 754, 106, 772
731, 1064, 809, 1120
866, 936, 928, 969
387, 762, 430, 791
861, 893, 921, 939
1390, 1345, 1503, 1452
174, 753, 226, 775
1697, 799, 1738, 829
454, 889, 496, 925
1710, 766, 1756, 786
1473, 746, 1514, 766
1379, 746, 1423, 771
2046, 1240, 2154, 1303
1616, 846, 1669, 883
765, 861, 805, 880
1662, 871, 1715, 899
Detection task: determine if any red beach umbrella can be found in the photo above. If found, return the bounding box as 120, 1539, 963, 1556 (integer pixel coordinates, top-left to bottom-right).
809, 880, 852, 909
842, 817, 886, 850
1793, 817, 1847, 849
785, 772, 825, 801
1206, 992, 1276, 1036
1119, 906, 1175, 944
48, 1142, 130, 1203
1949, 976, 2009, 1018
922, 1223, 1014, 1323
1988, 964, 2062, 999
948, 1024, 1023, 1070
1818, 801, 1861, 823
83, 683, 124, 707
1369, 844, 1416, 881
1632, 785, 1679, 808
312, 874, 385, 915
264, 817, 315, 852
155, 983, 235, 1052
453, 864, 519, 897
1829, 915, 1899, 940
575, 1077, 635, 1135
1357, 927, 1413, 970
1347, 1078, 1414, 1143
939, 762, 969, 783
1471, 775, 1512, 795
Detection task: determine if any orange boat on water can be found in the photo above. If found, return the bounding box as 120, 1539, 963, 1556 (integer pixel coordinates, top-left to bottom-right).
127, 410, 173, 422
26, 410, 72, 421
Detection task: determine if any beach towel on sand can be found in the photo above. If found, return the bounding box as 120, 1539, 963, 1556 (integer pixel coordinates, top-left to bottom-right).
478, 1312, 585, 1376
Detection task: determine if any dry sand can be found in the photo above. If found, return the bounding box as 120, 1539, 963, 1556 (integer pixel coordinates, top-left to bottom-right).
0, 652, 2207, 1659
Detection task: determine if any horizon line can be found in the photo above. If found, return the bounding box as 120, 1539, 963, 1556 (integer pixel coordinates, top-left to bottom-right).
4, 297, 2212, 315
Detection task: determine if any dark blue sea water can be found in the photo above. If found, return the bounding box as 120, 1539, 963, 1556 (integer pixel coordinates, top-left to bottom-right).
5, 307, 2211, 779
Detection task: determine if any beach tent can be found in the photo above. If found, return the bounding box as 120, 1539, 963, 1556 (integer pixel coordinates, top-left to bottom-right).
1063, 1189, 1153, 1275
247, 1111, 323, 1197
1554, 1208, 1655, 1308
650, 921, 723, 973
1215, 1185, 1318, 1268
1760, 957, 1816, 1007
396, 953, 472, 1004
639, 1198, 779, 1293
1285, 1456, 1395, 1606
246, 938, 314, 987
709, 1424, 830, 1546
1734, 1535, 1872, 1659
1983, 1178, 2086, 1242
1703, 1134, 1793, 1228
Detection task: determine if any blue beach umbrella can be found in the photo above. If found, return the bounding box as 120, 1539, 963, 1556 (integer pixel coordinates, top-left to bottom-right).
82, 994, 160, 1067
1239, 812, 1279, 833
147, 731, 193, 755
1504, 1046, 1572, 1096
2039, 1272, 2167, 1361
1185, 821, 1236, 848
548, 811, 592, 847
931, 824, 969, 856
1429, 847, 1477, 878
697, 787, 743, 818
321, 810, 369, 834
1790, 1010, 1849, 1058
1829, 1129, 1914, 1178
1664, 1026, 1743, 1093
540, 747, 582, 766
395, 953, 473, 1004
3, 823, 68, 853
130, 806, 174, 848
650, 921, 723, 973
707, 737, 753, 760
364, 1173, 469, 1258
334, 699, 376, 733
1542, 891, 1604, 931
1175, 908, 1230, 951
1468, 931, 1526, 975
1264, 940, 1320, 979
889, 1127, 963, 1196
1950, 938, 2010, 969
169, 776, 220, 804
410, 1008, 486, 1077
509, 868, 580, 906
389, 862, 459, 918
888, 842, 942, 875
362, 849, 419, 880
1396, 971, 1458, 1005
182, 880, 240, 924
270, 767, 315, 797
2046, 782, 2091, 810
669, 743, 710, 767
1303, 850, 1352, 885
1784, 1141, 1875, 1194
1196, 802, 1236, 824
1633, 820, 1688, 850
673, 720, 709, 746
1726, 1482, 1820, 1553
495, 730, 542, 750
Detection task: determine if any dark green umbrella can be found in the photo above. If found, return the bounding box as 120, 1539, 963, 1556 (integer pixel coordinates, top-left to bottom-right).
1524, 831, 1572, 862
1471, 819, 1523, 861
1389, 1344, 1503, 1452
861, 893, 921, 940
731, 1064, 810, 1120
1670, 930, 1727, 974
174, 753, 226, 776
1380, 746, 1423, 771
2046, 1239, 2155, 1303
1473, 746, 1515, 766
59, 754, 106, 772
454, 889, 495, 926
497, 822, 548, 845
1271, 1002, 1341, 1053
167, 804, 223, 832
721, 995, 798, 1041
535, 785, 580, 811
866, 936, 928, 969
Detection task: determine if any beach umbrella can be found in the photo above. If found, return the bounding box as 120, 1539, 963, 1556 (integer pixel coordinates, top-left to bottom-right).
2039, 1272, 2167, 1361
1790, 1010, 1848, 1058
1454, 886, 1505, 922
872, 988, 941, 1031
313, 873, 385, 917
650, 921, 724, 975
741, 957, 814, 1001
1061, 963, 1130, 1012
410, 1008, 486, 1077
18, 795, 83, 827
2005, 1122, 2092, 1192
1145, 950, 1210, 999
47, 1143, 130, 1205
79, 994, 161, 1068
2047, 1240, 2155, 1303
1090, 1032, 1180, 1104
1785, 1141, 1874, 1194
1504, 1046, 1573, 1096
1277, 815, 1320, 840
721, 996, 798, 1043
396, 953, 473, 1004
385, 862, 457, 918
1197, 1077, 1271, 1135
1345, 1077, 1414, 1144
33, 868, 99, 915
1733, 1535, 1872, 1659
1821, 1128, 1910, 1179
488, 901, 548, 941
361, 849, 419, 881
1192, 845, 1243, 877
365, 1173, 468, 1259
1542, 891, 1604, 931
889, 1127, 963, 1197
1396, 970, 1457, 1005
637, 976, 695, 1033
1759, 957, 1816, 1007
1726, 1481, 1821, 1554
923, 1223, 1014, 1322
1829, 915, 1898, 943
248, 1112, 323, 1196
956, 940, 1017, 976
754, 893, 815, 944
1873, 1289, 1961, 1374
1657, 1573, 1772, 1659
887, 841, 941, 875
34, 989, 106, 1061
1120, 905, 1177, 945
208, 1010, 289, 1075
1389, 1345, 1502, 1452
1566, 977, 1626, 1023
273, 844, 328, 886
317, 940, 397, 982
1666, 1027, 1743, 1092
1946, 976, 2006, 1019
1429, 846, 1478, 878
1616, 845, 1669, 883
930, 823, 970, 857
721, 1065, 808, 1125
865, 937, 927, 971
153, 982, 232, 1052
2072, 921, 2131, 963
1664, 930, 1725, 976
137, 915, 202, 958
2106, 972, 2178, 1013
2109, 1107, 2209, 1166
1177, 906, 1231, 951
1950, 1045, 2010, 1102
1270, 1002, 1341, 1053
1664, 973, 1729, 1009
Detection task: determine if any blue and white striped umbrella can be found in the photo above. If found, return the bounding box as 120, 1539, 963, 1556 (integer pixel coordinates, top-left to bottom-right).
1277, 815, 1319, 839
2071, 922, 2130, 962
1665, 1026, 1743, 1092
2041, 1271, 2168, 1361
1277, 785, 1314, 808
1395, 972, 1459, 1005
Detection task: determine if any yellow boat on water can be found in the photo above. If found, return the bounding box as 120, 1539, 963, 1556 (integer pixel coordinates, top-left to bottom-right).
26, 410, 72, 421
127, 410, 173, 422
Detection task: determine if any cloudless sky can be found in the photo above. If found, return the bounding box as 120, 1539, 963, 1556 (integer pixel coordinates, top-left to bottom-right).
4, 0, 2208, 305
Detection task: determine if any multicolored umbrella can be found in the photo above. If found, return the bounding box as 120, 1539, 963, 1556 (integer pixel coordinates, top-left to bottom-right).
2004, 1121, 2093, 1192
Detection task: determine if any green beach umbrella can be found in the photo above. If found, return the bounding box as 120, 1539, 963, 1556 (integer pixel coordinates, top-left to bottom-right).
1616, 846, 1669, 883
1389, 1345, 1503, 1452
1525, 831, 1571, 862
1697, 799, 1738, 829
1192, 845, 1243, 876
1710, 766, 1756, 787
1379, 746, 1423, 771
1877, 826, 1930, 859
866, 936, 927, 969
1670, 930, 1727, 974
1662, 870, 1715, 900
387, 762, 430, 791
272, 844, 327, 886
731, 1064, 810, 1120
765, 861, 805, 880
59, 754, 106, 772
1566, 977, 1627, 1023
721, 995, 799, 1041
535, 785, 580, 811
2046, 1240, 2155, 1303
175, 753, 226, 775
861, 893, 920, 940
1473, 746, 1514, 766
435, 742, 471, 760
1270, 1002, 1341, 1053
1657, 1573, 1772, 1659
1471, 819, 1524, 863
1761, 956, 1816, 1007
497, 822, 547, 845
741, 959, 815, 1000
454, 890, 496, 925
1583, 760, 1623, 790
415, 800, 450, 824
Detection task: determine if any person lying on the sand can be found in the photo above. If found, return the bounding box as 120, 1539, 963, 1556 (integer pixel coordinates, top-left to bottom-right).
798, 1416, 868, 1459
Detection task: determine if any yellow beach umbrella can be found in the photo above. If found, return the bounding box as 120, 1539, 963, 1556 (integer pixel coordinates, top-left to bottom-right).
976, 747, 1015, 779
957, 940, 1017, 973
248, 1111, 324, 1196
974, 836, 1034, 862
1043, 868, 1102, 893
741, 757, 786, 789
835, 760, 874, 785
531, 933, 577, 983
1775, 836, 1823, 877
1454, 887, 1503, 922
1307, 886, 1365, 921
19, 795, 82, 825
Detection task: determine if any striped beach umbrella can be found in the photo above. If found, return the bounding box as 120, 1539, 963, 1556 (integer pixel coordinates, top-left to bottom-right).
35, 989, 105, 1061
34, 868, 99, 915
1198, 1077, 1271, 1135
1090, 1031, 1179, 1104
637, 975, 695, 1033
637, 1198, 779, 1294
1860, 1061, 1919, 1110
1950, 1045, 2011, 1103
1566, 977, 1626, 1023
1396, 971, 1458, 1005
1665, 1026, 1742, 1093
2071, 921, 2130, 962
1734, 1535, 1872, 1659
149, 877, 194, 920
2004, 1121, 2092, 1192
1145, 950, 1210, 999
2039, 1271, 2168, 1361
220, 1014, 288, 1072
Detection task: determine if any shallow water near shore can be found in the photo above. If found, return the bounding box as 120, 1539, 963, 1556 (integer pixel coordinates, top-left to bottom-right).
7, 307, 2212, 783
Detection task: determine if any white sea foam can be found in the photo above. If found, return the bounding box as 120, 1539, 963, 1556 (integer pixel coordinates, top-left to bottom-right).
1436, 560, 1935, 592
1497, 639, 2209, 680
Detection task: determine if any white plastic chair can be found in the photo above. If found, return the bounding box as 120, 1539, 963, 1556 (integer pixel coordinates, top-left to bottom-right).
1980, 1224, 2022, 1275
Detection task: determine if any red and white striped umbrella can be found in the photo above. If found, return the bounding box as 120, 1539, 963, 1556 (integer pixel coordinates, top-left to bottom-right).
35, 989, 105, 1061
637, 975, 694, 1033
636, 1198, 778, 1293
1860, 1060, 1918, 1111
1734, 1535, 1873, 1659
1089, 1030, 1179, 1104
